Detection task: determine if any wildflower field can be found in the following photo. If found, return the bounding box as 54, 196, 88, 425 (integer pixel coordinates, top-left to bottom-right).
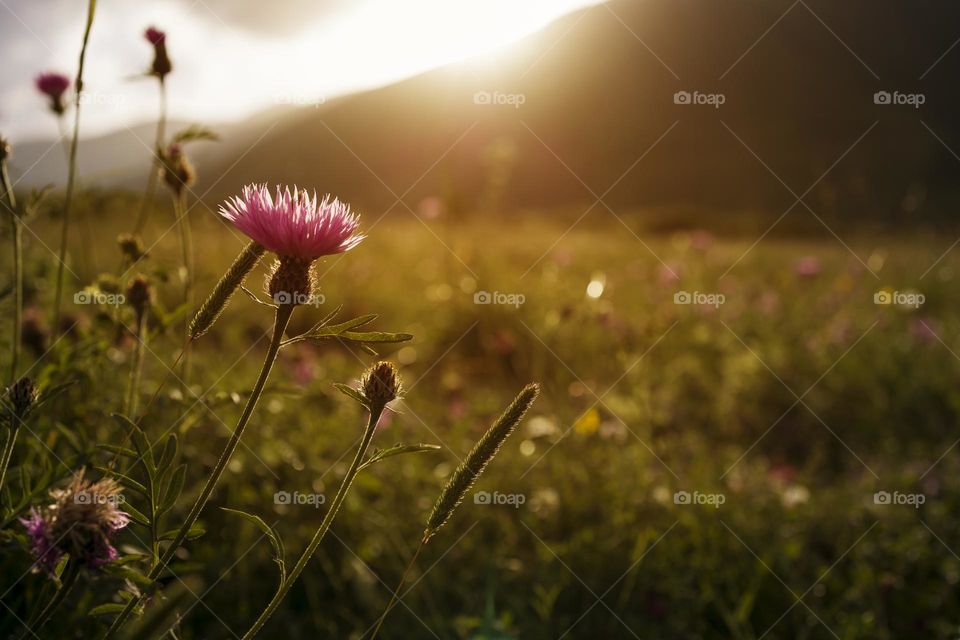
3, 1, 960, 639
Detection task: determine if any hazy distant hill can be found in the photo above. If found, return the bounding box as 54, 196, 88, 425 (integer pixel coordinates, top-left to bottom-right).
13, 0, 960, 224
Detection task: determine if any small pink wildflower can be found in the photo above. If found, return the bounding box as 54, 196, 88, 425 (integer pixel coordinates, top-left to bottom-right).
144, 26, 165, 45
794, 256, 821, 278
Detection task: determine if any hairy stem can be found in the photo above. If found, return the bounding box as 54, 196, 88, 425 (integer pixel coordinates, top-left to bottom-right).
53, 0, 97, 333
124, 313, 147, 418
174, 189, 194, 387
368, 539, 426, 640
0, 421, 20, 498
132, 78, 166, 235
1, 158, 20, 384
241, 403, 386, 639
102, 303, 295, 639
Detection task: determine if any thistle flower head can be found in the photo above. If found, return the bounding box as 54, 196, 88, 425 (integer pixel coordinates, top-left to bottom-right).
144, 26, 165, 45
126, 275, 155, 323
8, 376, 38, 419
144, 26, 172, 78
35, 72, 71, 116
219, 184, 364, 262
20, 469, 129, 573
360, 361, 403, 408
160, 143, 195, 195
117, 233, 147, 263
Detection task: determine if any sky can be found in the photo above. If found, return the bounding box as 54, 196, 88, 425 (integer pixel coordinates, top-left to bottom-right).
0, 0, 599, 141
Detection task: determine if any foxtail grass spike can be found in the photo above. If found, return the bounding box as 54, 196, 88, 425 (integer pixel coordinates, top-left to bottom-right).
189, 241, 265, 339
424, 383, 540, 541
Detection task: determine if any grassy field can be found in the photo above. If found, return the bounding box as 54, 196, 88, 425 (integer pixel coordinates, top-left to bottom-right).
3, 197, 960, 639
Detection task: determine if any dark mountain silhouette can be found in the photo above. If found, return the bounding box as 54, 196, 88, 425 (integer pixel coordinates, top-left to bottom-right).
14, 0, 960, 226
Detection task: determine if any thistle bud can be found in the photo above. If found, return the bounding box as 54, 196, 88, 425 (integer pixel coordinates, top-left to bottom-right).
267, 256, 314, 306
117, 233, 147, 263
145, 27, 173, 79
161, 143, 195, 196
9, 376, 37, 419
360, 361, 403, 408
126, 275, 154, 323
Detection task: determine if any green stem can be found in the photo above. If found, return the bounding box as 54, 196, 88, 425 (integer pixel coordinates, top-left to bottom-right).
132, 78, 166, 235
1, 159, 20, 384
102, 304, 295, 639
23, 561, 80, 638
53, 0, 97, 334
368, 539, 426, 640
124, 313, 146, 418
175, 189, 193, 388
241, 403, 386, 640
0, 421, 20, 498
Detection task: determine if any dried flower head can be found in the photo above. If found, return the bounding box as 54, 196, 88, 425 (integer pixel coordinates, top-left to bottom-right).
8, 376, 38, 419
35, 72, 71, 116
144, 26, 172, 79
117, 233, 148, 263
160, 143, 195, 195
20, 469, 129, 573
126, 275, 154, 323
360, 361, 403, 408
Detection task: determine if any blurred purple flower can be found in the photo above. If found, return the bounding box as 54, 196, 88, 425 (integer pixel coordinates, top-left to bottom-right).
794, 256, 820, 278
658, 262, 682, 284
34, 72, 70, 116
144, 26, 165, 45
910, 317, 939, 344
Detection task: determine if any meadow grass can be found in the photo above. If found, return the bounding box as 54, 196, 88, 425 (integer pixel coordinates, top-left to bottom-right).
4, 200, 959, 638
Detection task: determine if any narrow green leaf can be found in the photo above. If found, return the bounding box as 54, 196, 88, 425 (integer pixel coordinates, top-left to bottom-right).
157, 464, 186, 516
156, 434, 178, 472
123, 502, 150, 527
333, 383, 368, 407
110, 414, 154, 473
89, 603, 128, 616
221, 508, 286, 581
340, 330, 413, 343
159, 524, 204, 541
359, 443, 441, 472
97, 444, 138, 458
94, 466, 148, 496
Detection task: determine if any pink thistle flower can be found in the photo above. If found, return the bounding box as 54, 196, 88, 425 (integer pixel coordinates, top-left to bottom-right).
19, 508, 61, 574
34, 72, 71, 116
144, 26, 165, 45
220, 184, 364, 261
20, 470, 129, 573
